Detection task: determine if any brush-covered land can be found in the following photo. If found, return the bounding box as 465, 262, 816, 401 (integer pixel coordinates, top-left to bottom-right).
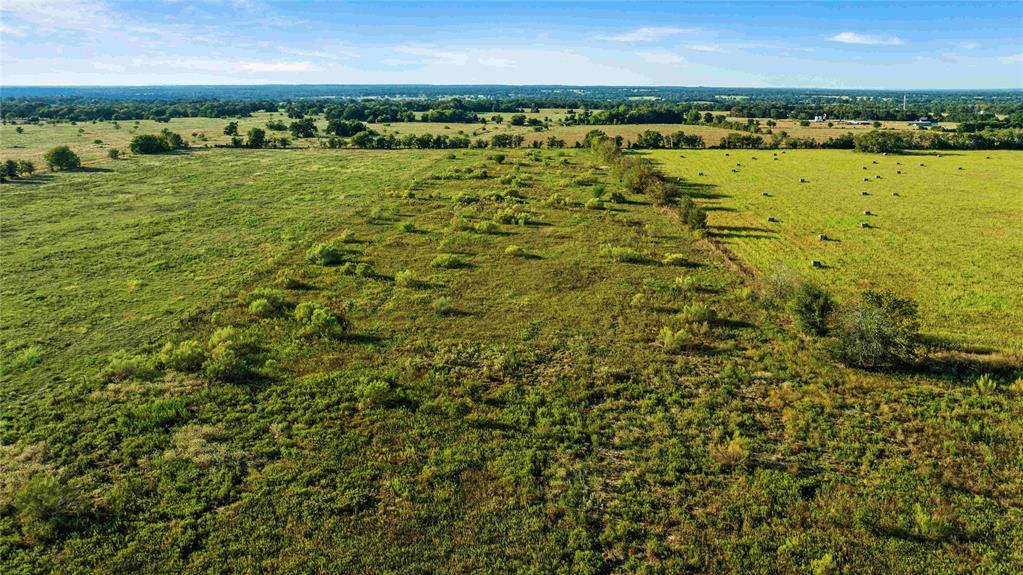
2, 142, 1022, 573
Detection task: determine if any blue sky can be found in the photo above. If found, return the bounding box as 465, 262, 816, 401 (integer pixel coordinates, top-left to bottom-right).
1, 1, 1021, 88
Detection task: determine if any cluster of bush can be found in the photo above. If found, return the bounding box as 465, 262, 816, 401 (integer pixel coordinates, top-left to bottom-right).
586, 129, 707, 228
129, 129, 187, 154
770, 272, 922, 369
853, 128, 1023, 153
0, 158, 35, 182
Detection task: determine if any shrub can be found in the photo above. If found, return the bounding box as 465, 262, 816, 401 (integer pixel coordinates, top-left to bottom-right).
837, 290, 920, 368
449, 215, 471, 231
16, 160, 35, 176
657, 326, 689, 353
975, 374, 998, 395
680, 303, 717, 323
305, 240, 347, 265
248, 298, 277, 318
102, 351, 159, 382
203, 327, 252, 382
788, 283, 834, 336
43, 146, 80, 171
398, 221, 416, 233
584, 198, 605, 210
504, 244, 526, 257
490, 153, 506, 164
394, 269, 424, 288
432, 296, 454, 315
609, 191, 627, 203
602, 245, 644, 263
709, 432, 750, 467
474, 220, 500, 234
129, 130, 185, 155
107, 149, 120, 160
661, 253, 687, 266
542, 193, 567, 207
13, 475, 85, 543
3, 159, 17, 179
158, 340, 205, 373
432, 253, 466, 268
294, 302, 348, 338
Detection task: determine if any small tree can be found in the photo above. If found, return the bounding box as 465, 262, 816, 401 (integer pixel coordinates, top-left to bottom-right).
4, 159, 18, 178
17, 160, 35, 176
223, 121, 239, 136
246, 127, 266, 149
107, 149, 120, 160
788, 283, 834, 336
43, 146, 81, 171
837, 290, 920, 368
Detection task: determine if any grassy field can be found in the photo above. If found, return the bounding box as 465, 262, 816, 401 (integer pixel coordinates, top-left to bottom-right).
1, 110, 936, 171
2, 146, 1021, 572
649, 149, 1023, 352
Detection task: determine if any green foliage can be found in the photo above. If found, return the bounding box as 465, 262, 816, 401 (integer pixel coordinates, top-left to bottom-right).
432, 296, 454, 315
837, 290, 920, 368
657, 325, 689, 353
102, 350, 159, 382
432, 253, 466, 268
158, 340, 205, 372
203, 327, 252, 382
294, 301, 348, 338
661, 253, 687, 266
394, 269, 424, 288
680, 302, 717, 323
854, 130, 906, 153
601, 245, 645, 263
12, 475, 86, 544
43, 145, 80, 170
474, 220, 500, 234
584, 197, 605, 210
504, 244, 527, 257
788, 282, 834, 336
305, 239, 348, 265
129, 129, 186, 154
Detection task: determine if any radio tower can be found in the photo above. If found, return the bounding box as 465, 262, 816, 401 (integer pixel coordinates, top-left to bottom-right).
903, 94, 907, 112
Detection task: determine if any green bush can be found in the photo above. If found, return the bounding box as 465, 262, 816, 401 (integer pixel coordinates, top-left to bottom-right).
432, 296, 454, 315
203, 327, 252, 383
474, 220, 500, 234
837, 290, 920, 368
158, 340, 205, 372
394, 269, 424, 288
602, 245, 644, 263
504, 244, 527, 257
680, 302, 717, 323
294, 302, 348, 338
107, 148, 120, 160
609, 191, 627, 203
13, 475, 85, 543
102, 351, 159, 382
43, 145, 81, 171
661, 253, 687, 266
432, 253, 466, 268
788, 283, 834, 336
16, 160, 35, 176
248, 298, 276, 317
542, 193, 567, 207
305, 240, 347, 265
657, 326, 689, 353
398, 221, 416, 233
584, 197, 605, 210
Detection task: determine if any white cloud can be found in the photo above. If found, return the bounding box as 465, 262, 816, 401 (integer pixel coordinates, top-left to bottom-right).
958, 41, 979, 50
685, 43, 727, 53
393, 46, 469, 66
478, 57, 516, 68
636, 50, 684, 65
829, 32, 903, 46
279, 46, 357, 60
596, 26, 692, 43
0, 0, 114, 31
93, 61, 126, 72
240, 61, 321, 72
999, 53, 1023, 64
0, 22, 27, 36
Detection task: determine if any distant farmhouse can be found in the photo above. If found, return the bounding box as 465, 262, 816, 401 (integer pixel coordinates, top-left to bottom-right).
844, 120, 873, 125
909, 117, 940, 127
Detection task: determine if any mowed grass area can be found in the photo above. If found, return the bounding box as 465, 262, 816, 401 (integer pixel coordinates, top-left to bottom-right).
650, 149, 1023, 352
2, 147, 1021, 572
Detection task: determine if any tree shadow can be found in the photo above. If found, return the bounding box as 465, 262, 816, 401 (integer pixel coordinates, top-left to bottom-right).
75, 167, 114, 173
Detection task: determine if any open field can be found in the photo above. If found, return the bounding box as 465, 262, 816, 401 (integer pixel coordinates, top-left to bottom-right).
650, 149, 1023, 352
2, 146, 1021, 572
